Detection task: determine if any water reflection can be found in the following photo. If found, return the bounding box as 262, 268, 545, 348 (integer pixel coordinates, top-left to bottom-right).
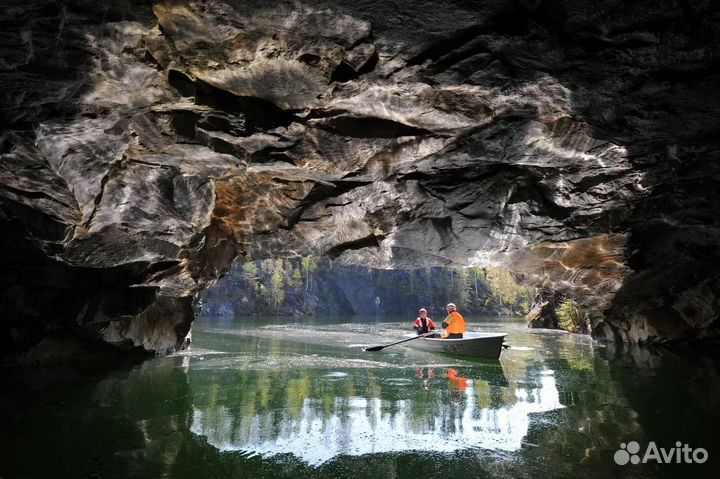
3, 318, 720, 479
189, 360, 564, 465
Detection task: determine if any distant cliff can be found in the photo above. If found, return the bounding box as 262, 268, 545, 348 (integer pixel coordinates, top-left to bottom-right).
197, 259, 535, 318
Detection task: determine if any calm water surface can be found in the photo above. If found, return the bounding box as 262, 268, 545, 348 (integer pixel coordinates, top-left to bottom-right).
2, 316, 720, 478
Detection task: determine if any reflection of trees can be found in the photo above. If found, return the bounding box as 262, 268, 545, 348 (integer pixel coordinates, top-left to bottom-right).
188, 329, 681, 475
15, 329, 713, 478
503, 335, 720, 478
190, 366, 473, 436
514, 334, 644, 474
7, 329, 719, 479
188, 358, 568, 466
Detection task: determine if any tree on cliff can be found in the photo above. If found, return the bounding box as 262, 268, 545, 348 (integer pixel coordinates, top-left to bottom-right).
199, 258, 536, 317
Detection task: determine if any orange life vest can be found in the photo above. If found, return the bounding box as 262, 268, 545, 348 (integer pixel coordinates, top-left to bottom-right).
443, 311, 466, 335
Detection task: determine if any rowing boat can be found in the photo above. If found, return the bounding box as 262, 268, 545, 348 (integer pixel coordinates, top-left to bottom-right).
403, 332, 507, 359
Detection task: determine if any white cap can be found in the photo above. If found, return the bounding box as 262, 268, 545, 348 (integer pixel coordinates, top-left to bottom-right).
419, 308, 427, 313
446, 303, 456, 309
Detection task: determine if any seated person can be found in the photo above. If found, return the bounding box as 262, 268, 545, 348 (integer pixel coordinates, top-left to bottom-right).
413, 308, 436, 335
441, 303, 466, 339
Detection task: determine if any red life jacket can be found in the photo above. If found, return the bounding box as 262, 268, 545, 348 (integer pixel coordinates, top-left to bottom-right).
413, 316, 436, 333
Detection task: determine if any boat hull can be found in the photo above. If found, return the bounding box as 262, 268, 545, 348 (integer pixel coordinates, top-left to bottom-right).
404, 332, 507, 359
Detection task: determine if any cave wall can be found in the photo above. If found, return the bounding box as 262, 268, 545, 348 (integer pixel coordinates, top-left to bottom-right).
1, 0, 719, 358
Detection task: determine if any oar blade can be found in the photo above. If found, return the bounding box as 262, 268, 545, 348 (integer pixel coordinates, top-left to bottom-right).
364, 345, 384, 352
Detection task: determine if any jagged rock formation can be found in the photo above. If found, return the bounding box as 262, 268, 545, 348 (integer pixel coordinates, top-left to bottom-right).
526, 289, 558, 330
1, 0, 719, 358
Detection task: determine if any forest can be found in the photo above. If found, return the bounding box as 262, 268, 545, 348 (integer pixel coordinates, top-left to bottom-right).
198, 257, 537, 318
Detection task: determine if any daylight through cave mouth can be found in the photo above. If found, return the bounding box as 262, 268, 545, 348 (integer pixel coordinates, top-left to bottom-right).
197, 256, 538, 321
1, 0, 718, 367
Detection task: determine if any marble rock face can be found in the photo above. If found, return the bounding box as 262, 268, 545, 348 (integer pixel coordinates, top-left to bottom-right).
1, 0, 719, 358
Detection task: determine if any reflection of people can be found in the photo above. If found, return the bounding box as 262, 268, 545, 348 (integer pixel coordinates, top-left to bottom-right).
415, 367, 436, 379
441, 303, 466, 339
413, 308, 436, 335
415, 367, 436, 389
446, 368, 468, 391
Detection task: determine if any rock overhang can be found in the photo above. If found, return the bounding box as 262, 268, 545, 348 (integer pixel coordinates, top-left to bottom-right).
1, 0, 719, 359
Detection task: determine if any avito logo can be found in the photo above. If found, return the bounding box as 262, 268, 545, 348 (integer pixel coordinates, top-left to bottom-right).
614, 441, 709, 465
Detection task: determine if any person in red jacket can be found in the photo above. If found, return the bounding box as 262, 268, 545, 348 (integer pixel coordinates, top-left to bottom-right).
413, 308, 436, 335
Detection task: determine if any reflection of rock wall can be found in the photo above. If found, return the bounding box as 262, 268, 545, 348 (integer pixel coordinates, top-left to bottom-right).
2, 0, 720, 357
1, 355, 196, 477
7, 324, 720, 478
188, 367, 564, 466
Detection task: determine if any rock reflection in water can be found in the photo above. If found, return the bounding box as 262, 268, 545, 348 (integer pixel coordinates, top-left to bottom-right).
189, 362, 564, 465
4, 318, 720, 479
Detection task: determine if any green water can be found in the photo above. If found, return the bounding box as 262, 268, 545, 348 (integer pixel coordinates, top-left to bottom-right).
2, 316, 719, 479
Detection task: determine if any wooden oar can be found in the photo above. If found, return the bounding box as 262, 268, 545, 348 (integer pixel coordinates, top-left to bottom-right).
365, 330, 438, 352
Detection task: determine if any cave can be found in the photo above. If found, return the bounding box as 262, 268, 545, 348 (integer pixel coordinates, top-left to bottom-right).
2, 0, 719, 362
2, 1, 720, 477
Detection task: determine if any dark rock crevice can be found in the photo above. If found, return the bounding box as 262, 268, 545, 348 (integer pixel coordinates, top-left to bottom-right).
326, 234, 382, 260
308, 115, 435, 139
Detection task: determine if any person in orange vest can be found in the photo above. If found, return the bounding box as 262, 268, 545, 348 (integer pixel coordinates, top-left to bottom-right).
412, 308, 436, 335
441, 303, 466, 339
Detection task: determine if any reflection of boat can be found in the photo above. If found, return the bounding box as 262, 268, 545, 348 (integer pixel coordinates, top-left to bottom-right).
404, 332, 507, 359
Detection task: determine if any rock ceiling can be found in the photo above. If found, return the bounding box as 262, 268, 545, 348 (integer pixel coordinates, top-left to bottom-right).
1, 0, 719, 357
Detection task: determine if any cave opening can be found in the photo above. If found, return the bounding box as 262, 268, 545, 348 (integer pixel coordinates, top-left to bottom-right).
196, 255, 539, 322
2, 0, 720, 476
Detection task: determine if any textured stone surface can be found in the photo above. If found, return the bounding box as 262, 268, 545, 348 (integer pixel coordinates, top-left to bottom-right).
1, 0, 719, 358
526, 289, 558, 330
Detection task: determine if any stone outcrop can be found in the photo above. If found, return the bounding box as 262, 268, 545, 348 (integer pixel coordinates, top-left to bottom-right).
1, 0, 719, 358
526, 289, 558, 330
